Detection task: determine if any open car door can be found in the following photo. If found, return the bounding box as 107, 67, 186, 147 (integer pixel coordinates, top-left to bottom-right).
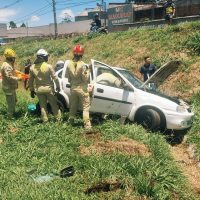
90, 60, 134, 116
61, 60, 71, 97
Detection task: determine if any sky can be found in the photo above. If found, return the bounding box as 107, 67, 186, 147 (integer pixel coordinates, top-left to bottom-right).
0, 0, 124, 27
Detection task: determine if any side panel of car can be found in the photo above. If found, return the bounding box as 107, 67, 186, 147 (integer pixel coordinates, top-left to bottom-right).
90, 83, 134, 115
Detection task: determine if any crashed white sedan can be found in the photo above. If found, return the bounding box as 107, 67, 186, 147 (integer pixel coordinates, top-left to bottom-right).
55, 59, 194, 131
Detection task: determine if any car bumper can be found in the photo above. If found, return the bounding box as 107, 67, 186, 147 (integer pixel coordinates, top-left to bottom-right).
165, 111, 194, 130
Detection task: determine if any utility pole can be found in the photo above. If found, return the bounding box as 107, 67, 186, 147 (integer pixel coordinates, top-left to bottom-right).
101, 0, 106, 27
26, 21, 28, 37
52, 0, 58, 39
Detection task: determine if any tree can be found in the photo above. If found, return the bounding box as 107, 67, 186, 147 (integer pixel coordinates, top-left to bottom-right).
9, 21, 17, 28
62, 17, 72, 23
61, 13, 72, 23
20, 23, 26, 27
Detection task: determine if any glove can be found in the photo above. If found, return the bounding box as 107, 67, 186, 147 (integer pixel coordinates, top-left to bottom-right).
30, 91, 36, 98
56, 87, 60, 93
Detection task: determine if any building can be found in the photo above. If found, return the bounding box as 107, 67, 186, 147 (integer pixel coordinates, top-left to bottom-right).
175, 0, 200, 17
107, 0, 200, 30
75, 7, 107, 25
0, 23, 7, 38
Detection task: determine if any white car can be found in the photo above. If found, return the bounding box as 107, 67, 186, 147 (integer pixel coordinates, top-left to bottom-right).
55, 59, 193, 131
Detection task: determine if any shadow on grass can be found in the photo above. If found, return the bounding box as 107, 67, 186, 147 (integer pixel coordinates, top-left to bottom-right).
163, 129, 190, 146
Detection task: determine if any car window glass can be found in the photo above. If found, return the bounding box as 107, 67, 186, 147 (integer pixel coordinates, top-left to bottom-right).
118, 69, 142, 89
94, 62, 123, 88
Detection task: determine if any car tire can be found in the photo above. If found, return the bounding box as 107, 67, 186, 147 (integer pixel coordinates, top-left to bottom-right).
35, 98, 67, 115
57, 99, 66, 112
137, 108, 161, 131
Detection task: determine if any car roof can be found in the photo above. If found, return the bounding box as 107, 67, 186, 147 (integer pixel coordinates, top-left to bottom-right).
113, 66, 127, 71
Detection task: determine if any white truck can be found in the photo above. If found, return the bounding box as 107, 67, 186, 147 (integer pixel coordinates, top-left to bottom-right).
55, 59, 193, 131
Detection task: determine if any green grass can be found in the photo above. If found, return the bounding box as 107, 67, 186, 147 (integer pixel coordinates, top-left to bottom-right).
187, 93, 200, 157
0, 89, 199, 200
1, 20, 200, 199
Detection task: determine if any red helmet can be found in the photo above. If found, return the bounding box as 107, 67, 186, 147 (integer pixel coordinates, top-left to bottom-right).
73, 44, 84, 55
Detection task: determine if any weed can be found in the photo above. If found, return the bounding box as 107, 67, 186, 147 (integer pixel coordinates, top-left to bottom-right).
72, 36, 84, 44
185, 32, 200, 55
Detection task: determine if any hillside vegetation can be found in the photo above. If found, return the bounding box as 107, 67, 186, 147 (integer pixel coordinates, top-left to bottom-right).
0, 21, 200, 199
1, 21, 200, 98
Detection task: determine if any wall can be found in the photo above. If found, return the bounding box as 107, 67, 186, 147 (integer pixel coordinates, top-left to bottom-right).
0, 23, 7, 37
111, 15, 200, 31
176, 0, 200, 17
6, 20, 91, 39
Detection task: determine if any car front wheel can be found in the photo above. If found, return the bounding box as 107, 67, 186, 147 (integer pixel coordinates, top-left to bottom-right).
136, 108, 161, 131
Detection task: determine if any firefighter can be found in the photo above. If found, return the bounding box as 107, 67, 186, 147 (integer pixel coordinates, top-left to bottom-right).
28, 49, 61, 122
96, 69, 122, 88
1, 48, 21, 118
66, 44, 91, 130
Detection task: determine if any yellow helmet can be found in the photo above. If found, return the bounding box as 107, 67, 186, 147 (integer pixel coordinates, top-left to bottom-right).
4, 48, 16, 58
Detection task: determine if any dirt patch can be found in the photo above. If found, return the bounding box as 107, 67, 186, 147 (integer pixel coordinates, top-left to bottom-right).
83, 131, 101, 141
79, 137, 151, 156
8, 125, 20, 135
171, 144, 200, 196
85, 180, 124, 194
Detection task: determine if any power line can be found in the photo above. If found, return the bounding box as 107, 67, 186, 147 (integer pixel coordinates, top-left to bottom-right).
14, 4, 52, 23
44, 0, 53, 6
57, 0, 98, 10
0, 0, 23, 9
12, 0, 100, 26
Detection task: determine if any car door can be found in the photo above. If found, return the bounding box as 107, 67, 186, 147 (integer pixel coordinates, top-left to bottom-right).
90, 60, 134, 116
61, 60, 71, 97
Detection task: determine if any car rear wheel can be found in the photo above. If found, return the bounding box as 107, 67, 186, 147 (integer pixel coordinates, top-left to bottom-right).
136, 108, 161, 131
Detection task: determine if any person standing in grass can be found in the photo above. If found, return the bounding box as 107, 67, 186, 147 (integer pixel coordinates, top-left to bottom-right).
65, 44, 92, 130
1, 48, 21, 118
164, 0, 176, 25
139, 56, 157, 82
28, 49, 61, 122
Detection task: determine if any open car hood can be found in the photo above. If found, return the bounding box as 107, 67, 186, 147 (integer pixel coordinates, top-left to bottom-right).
141, 60, 182, 88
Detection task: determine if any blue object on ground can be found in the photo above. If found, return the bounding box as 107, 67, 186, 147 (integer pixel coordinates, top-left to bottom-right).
28, 104, 36, 113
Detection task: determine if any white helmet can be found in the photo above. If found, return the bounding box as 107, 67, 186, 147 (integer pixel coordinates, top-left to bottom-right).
36, 49, 48, 56
56, 60, 64, 65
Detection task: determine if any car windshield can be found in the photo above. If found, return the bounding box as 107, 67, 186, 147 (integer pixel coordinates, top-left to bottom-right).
117, 69, 143, 88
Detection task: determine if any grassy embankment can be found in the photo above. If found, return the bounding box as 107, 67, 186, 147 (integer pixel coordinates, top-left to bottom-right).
0, 21, 200, 199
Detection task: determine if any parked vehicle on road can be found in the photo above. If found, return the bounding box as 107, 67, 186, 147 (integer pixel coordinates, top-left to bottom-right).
90, 22, 108, 34
55, 59, 194, 131
0, 38, 7, 46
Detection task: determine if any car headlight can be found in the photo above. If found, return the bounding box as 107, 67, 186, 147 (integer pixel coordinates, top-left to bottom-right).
176, 105, 187, 113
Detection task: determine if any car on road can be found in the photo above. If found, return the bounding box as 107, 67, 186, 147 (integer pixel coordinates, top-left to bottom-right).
0, 38, 7, 46
55, 59, 194, 131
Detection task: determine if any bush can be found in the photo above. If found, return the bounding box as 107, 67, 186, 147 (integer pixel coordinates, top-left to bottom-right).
72, 36, 84, 44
